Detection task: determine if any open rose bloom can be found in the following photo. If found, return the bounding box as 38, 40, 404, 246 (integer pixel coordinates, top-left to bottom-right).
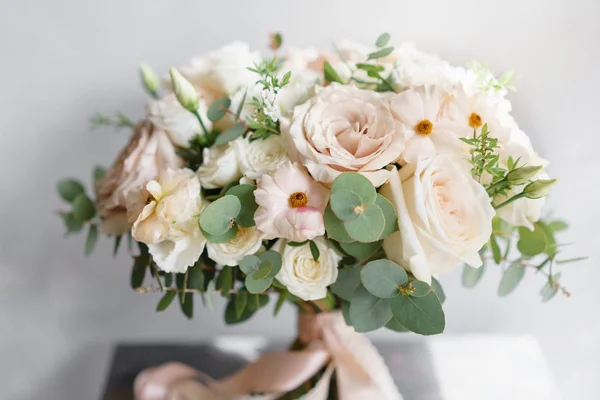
57, 32, 576, 400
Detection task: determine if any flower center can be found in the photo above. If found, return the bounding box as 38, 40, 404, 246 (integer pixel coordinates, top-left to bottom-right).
289, 192, 308, 208
415, 120, 433, 135
469, 112, 483, 128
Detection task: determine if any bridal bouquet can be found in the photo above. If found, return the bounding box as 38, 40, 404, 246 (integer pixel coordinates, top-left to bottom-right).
57, 33, 580, 398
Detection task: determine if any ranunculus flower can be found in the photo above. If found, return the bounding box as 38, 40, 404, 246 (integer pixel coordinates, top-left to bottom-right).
254, 161, 329, 242
127, 168, 206, 273
195, 143, 242, 189
233, 135, 290, 180
273, 238, 341, 301
285, 84, 405, 187
380, 158, 495, 284
206, 226, 263, 267
96, 122, 183, 235
147, 93, 212, 148
390, 86, 461, 164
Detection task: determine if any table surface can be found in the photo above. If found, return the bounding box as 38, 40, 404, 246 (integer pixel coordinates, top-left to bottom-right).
102, 335, 560, 400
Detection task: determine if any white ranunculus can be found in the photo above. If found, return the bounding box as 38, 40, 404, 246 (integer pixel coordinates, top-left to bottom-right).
285, 83, 405, 187
147, 93, 212, 147
206, 226, 263, 266
148, 232, 207, 274
381, 158, 495, 284
273, 238, 341, 301
233, 135, 290, 180
195, 144, 242, 189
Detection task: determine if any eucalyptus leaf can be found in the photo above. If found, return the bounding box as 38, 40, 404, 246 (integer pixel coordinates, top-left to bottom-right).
130, 257, 147, 289
179, 292, 194, 319
344, 203, 385, 243
341, 300, 352, 326
239, 255, 261, 275
156, 291, 177, 312
57, 179, 85, 203
540, 273, 561, 302
235, 90, 248, 120
349, 286, 392, 333
331, 172, 377, 204
375, 32, 391, 47
367, 47, 394, 60
361, 259, 407, 298
490, 235, 502, 264
309, 240, 320, 261
245, 275, 272, 293
62, 213, 83, 235
330, 267, 362, 301
391, 292, 445, 335
408, 280, 431, 297
498, 260, 526, 296
225, 296, 254, 324
199, 195, 241, 236
235, 291, 249, 319
215, 122, 246, 146
93, 166, 107, 182
207, 97, 231, 122
84, 224, 98, 256
340, 241, 382, 259
216, 266, 233, 296
201, 225, 239, 244
517, 225, 547, 257
323, 61, 343, 84
274, 290, 288, 316
375, 195, 398, 239
258, 251, 282, 278
431, 278, 446, 303
324, 205, 353, 243
462, 264, 485, 288
386, 316, 409, 332
253, 263, 272, 280
72, 193, 96, 221
188, 265, 205, 290
226, 184, 257, 227
330, 189, 363, 221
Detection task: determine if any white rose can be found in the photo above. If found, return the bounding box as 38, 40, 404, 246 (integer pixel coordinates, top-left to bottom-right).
148, 232, 207, 274
147, 93, 212, 147
206, 226, 263, 266
178, 42, 261, 102
381, 158, 495, 284
232, 135, 290, 180
195, 143, 242, 189
273, 238, 341, 301
285, 83, 405, 187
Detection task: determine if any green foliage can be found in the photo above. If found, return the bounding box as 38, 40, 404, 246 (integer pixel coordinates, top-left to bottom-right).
431, 278, 446, 303
93, 166, 106, 182
270, 32, 283, 50
214, 122, 246, 146
89, 112, 134, 130
462, 264, 485, 288
323, 61, 343, 84
375, 33, 391, 48
57, 179, 85, 203
61, 212, 84, 235
309, 241, 320, 261
460, 124, 504, 184
239, 251, 282, 294
156, 291, 177, 312
324, 205, 353, 243
207, 98, 232, 122
517, 224, 548, 257
375, 195, 398, 239
367, 47, 394, 60
540, 273, 561, 302
215, 266, 234, 297
330, 267, 362, 301
340, 241, 382, 259
84, 224, 98, 256
498, 260, 526, 296
225, 184, 258, 227
349, 285, 392, 333
390, 292, 445, 335
360, 259, 407, 299
408, 280, 431, 297
344, 205, 385, 243
489, 234, 502, 264
130, 255, 147, 289
199, 195, 241, 237
72, 193, 96, 221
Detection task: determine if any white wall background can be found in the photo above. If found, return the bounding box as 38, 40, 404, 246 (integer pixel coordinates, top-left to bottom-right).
0, 0, 598, 399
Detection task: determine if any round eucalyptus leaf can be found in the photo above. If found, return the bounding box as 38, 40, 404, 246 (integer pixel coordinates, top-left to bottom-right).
238, 255, 261, 275
344, 203, 385, 243
498, 260, 526, 297
361, 259, 407, 298
259, 251, 282, 278
57, 179, 85, 203
340, 241, 382, 259
349, 285, 392, 333
226, 184, 258, 227
375, 194, 398, 239
330, 267, 362, 301
214, 122, 245, 146
245, 276, 273, 294
431, 277, 446, 304
201, 224, 238, 244
324, 205, 353, 243
207, 97, 231, 122
330, 189, 363, 221
386, 316, 409, 332
391, 292, 445, 335
199, 195, 241, 236
252, 263, 272, 280
72, 193, 96, 221
408, 280, 431, 297
517, 225, 547, 257
331, 172, 377, 204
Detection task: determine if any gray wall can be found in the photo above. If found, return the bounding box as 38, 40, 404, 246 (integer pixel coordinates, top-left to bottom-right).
0, 0, 598, 399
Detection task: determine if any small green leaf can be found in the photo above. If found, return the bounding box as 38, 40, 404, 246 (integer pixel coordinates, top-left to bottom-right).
431, 278, 446, 303
235, 291, 248, 318
386, 316, 409, 332
375, 32, 391, 47
199, 195, 241, 236
274, 290, 288, 316
216, 266, 233, 296
93, 166, 107, 182
207, 97, 232, 122
538, 222, 557, 257
288, 240, 309, 247
462, 264, 485, 288
331, 173, 377, 204
517, 225, 548, 257
179, 292, 194, 319
330, 267, 362, 301
201, 225, 239, 244
57, 179, 85, 203
547, 220, 569, 232
344, 203, 385, 243
391, 292, 445, 335
164, 273, 173, 287
309, 241, 320, 261
72, 193, 96, 221
259, 251, 282, 277
235, 90, 247, 120
62, 212, 83, 235
156, 291, 177, 312
130, 257, 147, 289
215, 122, 246, 146
225, 184, 258, 227
375, 195, 398, 239
408, 280, 430, 297
113, 235, 122, 257
225, 295, 254, 324
349, 285, 392, 333
367, 47, 394, 60
324, 205, 353, 243
247, 293, 270, 312
239, 255, 261, 274
341, 300, 352, 326
323, 61, 342, 84
253, 263, 273, 280
498, 260, 526, 296
540, 273, 561, 302
245, 275, 272, 293
330, 189, 363, 221
361, 259, 407, 298
490, 235, 502, 264
556, 257, 587, 265
340, 241, 382, 259
84, 224, 98, 256
187, 265, 205, 290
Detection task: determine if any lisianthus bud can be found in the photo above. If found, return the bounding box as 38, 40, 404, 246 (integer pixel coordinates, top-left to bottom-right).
139, 63, 159, 97
523, 179, 556, 199
506, 165, 543, 185
169, 68, 199, 112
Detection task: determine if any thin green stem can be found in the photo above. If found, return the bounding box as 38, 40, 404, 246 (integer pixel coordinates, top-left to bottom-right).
494, 192, 526, 210
194, 111, 209, 136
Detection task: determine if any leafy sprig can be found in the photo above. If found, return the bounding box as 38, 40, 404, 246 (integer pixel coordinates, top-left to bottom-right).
460, 124, 505, 184
90, 112, 135, 130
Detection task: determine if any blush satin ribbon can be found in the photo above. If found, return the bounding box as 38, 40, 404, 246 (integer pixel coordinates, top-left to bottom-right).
134, 312, 403, 400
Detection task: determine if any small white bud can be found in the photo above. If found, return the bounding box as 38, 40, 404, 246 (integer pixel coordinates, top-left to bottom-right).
506, 165, 543, 185
523, 179, 556, 199
139, 62, 159, 97
169, 68, 199, 112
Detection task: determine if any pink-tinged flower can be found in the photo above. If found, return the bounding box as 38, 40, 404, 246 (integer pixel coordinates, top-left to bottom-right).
254, 162, 329, 242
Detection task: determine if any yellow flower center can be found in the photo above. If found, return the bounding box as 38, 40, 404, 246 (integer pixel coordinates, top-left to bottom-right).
415, 120, 433, 135
289, 192, 308, 208
469, 112, 483, 128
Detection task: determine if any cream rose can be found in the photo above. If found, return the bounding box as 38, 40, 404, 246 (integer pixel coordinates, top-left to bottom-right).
96, 122, 183, 235
127, 168, 206, 272
273, 238, 341, 301
285, 83, 405, 187
206, 226, 263, 267
195, 143, 242, 189
147, 93, 212, 148
232, 135, 290, 180
381, 158, 495, 284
